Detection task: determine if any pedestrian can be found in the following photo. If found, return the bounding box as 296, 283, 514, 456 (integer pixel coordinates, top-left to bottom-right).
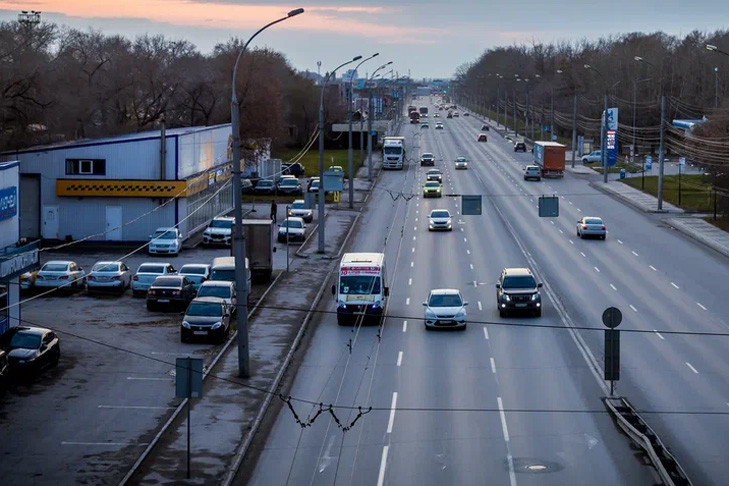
270, 199, 277, 222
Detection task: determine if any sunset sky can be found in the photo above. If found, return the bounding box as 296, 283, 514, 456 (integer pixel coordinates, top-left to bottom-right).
2, 1, 729, 79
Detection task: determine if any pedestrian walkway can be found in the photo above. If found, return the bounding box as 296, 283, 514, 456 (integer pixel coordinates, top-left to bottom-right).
592, 180, 684, 213
664, 217, 729, 259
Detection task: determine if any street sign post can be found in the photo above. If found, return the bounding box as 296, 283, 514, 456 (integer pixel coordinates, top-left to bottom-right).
461, 195, 482, 215
602, 307, 622, 396
176, 357, 203, 478
538, 195, 559, 217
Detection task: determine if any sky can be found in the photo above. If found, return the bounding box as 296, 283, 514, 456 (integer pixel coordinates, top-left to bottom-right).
2, 1, 729, 79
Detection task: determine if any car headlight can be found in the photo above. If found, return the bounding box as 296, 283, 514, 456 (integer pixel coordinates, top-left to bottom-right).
425, 309, 436, 319
531, 293, 538, 301
502, 294, 511, 302
182, 321, 191, 329
446, 219, 452, 226
211, 321, 222, 330
338, 302, 347, 309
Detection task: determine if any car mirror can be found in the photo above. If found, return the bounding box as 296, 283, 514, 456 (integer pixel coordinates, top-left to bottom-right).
422, 302, 427, 306
495, 283, 501, 289
384, 287, 390, 297
331, 284, 336, 295
463, 302, 469, 306
538, 283, 543, 288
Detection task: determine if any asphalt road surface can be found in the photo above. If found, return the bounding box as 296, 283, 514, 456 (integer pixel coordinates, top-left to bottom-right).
246, 101, 729, 485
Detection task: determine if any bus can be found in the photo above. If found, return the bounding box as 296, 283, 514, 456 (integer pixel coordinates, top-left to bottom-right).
332, 253, 389, 325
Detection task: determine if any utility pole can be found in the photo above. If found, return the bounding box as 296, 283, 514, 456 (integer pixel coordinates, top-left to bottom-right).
550, 85, 555, 142
657, 95, 666, 210
571, 94, 577, 168
513, 87, 517, 136
602, 92, 609, 184
367, 87, 374, 182
715, 67, 719, 108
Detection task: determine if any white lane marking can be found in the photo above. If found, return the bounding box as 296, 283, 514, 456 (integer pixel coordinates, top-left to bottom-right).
97, 405, 174, 410
377, 445, 389, 486
405, 298, 410, 305
629, 304, 638, 312
402, 320, 407, 332
697, 302, 707, 310
460, 228, 464, 232
685, 362, 699, 374
397, 351, 403, 367
569, 201, 573, 205
478, 301, 482, 311
408, 278, 412, 286
577, 208, 582, 212
387, 392, 398, 433
498, 397, 520, 486
490, 357, 497, 374
483, 327, 489, 339
594, 266, 600, 272
414, 226, 417, 231
558, 229, 563, 234
610, 284, 617, 291
497, 397, 510, 441
473, 280, 478, 288
653, 330, 665, 340
649, 265, 657, 271
413, 236, 416, 241
412, 247, 415, 253
62, 441, 149, 446
466, 249, 471, 255
617, 239, 623, 245
415, 217, 418, 222
410, 261, 414, 268
671, 282, 679, 289
569, 240, 574, 245
464, 237, 468, 242
470, 263, 474, 270
631, 251, 639, 257
126, 377, 171, 381
580, 252, 586, 257
550, 221, 555, 225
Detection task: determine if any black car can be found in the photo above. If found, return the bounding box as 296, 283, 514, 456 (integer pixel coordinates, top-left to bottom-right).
252, 179, 275, 195
282, 162, 306, 177
514, 142, 527, 152
0, 349, 8, 391
481, 125, 490, 131
0, 326, 60, 378
495, 268, 542, 317
181, 297, 232, 343
277, 178, 303, 195
146, 275, 197, 311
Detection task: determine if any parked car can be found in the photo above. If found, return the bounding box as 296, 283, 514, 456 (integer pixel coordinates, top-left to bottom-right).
288, 199, 314, 223
426, 169, 443, 183
86, 261, 131, 294
576, 216, 607, 240
0, 326, 60, 378
278, 217, 306, 243
178, 263, 211, 290
282, 162, 306, 177
0, 349, 7, 391
422, 181, 442, 198
463, 112, 470, 117
180, 297, 232, 343
514, 141, 527, 152
420, 153, 435, 166
277, 177, 303, 195
422, 289, 467, 330
241, 178, 254, 194
132, 262, 176, 296
34, 261, 86, 292
202, 217, 234, 246
582, 150, 602, 163
477, 133, 488, 142
496, 267, 542, 317
523, 165, 542, 181
148, 227, 183, 255
428, 209, 453, 231
196, 280, 237, 315
454, 156, 468, 170
308, 178, 320, 193
253, 179, 275, 195
19, 270, 39, 291
146, 275, 197, 311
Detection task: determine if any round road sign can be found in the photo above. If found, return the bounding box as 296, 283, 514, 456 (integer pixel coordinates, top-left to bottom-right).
602, 307, 622, 328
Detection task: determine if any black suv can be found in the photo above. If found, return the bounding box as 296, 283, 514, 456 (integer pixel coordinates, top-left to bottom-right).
420, 153, 435, 166
514, 142, 527, 152
282, 162, 306, 177
495, 268, 542, 317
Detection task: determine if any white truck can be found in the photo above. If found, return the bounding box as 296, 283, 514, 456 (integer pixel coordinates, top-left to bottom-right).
331, 253, 389, 325
382, 136, 406, 170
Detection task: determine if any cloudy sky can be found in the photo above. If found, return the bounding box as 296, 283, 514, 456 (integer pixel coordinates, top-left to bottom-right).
2, 1, 729, 79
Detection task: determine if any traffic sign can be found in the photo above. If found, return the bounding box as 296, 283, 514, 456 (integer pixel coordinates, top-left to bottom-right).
602, 307, 622, 328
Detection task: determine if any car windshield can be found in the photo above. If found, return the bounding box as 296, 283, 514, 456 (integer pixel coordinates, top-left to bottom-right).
9, 332, 41, 350
292, 202, 307, 210
384, 147, 402, 154
138, 264, 166, 274
584, 218, 603, 225
425, 182, 440, 188
431, 211, 450, 218
456, 157, 466, 162
429, 293, 462, 307
422, 153, 433, 159
153, 277, 182, 287
310, 181, 319, 188
92, 263, 120, 272
210, 220, 233, 229
41, 263, 69, 272
258, 180, 273, 187
186, 302, 223, 317
280, 179, 298, 187
502, 276, 537, 289
154, 230, 177, 240
210, 269, 235, 282
282, 219, 303, 228
339, 276, 381, 295
198, 286, 231, 299
180, 265, 207, 275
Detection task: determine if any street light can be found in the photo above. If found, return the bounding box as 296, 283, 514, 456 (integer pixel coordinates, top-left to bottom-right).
317, 55, 363, 254
348, 53, 379, 209
705, 45, 729, 107
535, 73, 556, 142
367, 61, 393, 183
230, 7, 303, 378
583, 64, 610, 184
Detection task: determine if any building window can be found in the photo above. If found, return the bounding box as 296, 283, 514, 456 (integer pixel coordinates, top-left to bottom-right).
66, 159, 106, 176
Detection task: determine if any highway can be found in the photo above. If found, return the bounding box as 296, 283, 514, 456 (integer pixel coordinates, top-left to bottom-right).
246, 101, 729, 485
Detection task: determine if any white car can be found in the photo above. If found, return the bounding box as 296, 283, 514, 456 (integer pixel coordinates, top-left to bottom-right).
278, 217, 306, 243
202, 217, 234, 246
422, 289, 468, 330
577, 217, 607, 240
148, 227, 183, 255
178, 263, 211, 290
308, 178, 320, 193
132, 262, 176, 296
582, 150, 602, 163
287, 199, 313, 223
34, 261, 86, 291
86, 261, 131, 294
428, 209, 453, 231
523, 165, 541, 181
196, 280, 237, 316
454, 156, 468, 170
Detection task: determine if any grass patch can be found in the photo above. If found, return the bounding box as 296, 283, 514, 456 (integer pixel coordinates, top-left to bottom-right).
705, 216, 729, 231
585, 160, 642, 174
272, 148, 359, 179
622, 175, 715, 212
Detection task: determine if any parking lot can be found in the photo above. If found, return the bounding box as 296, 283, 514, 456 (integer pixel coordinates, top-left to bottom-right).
0, 219, 308, 484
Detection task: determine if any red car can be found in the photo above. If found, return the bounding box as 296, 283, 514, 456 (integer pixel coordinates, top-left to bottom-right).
477, 133, 488, 142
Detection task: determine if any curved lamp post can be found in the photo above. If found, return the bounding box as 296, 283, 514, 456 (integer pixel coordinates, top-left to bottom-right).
584, 64, 610, 184
230, 7, 303, 378
366, 61, 393, 182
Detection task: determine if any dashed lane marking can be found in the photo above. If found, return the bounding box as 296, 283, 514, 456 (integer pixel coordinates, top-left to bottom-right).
483, 326, 489, 339
610, 284, 617, 291
402, 321, 407, 332
377, 446, 389, 486
478, 301, 482, 311
405, 298, 410, 305
685, 362, 699, 374
397, 351, 403, 367
594, 266, 600, 272
629, 304, 638, 312
649, 265, 657, 271
490, 357, 497, 374
671, 282, 679, 289
580, 252, 586, 257
470, 263, 474, 270
617, 239, 623, 245
408, 278, 412, 286
697, 302, 707, 310
386, 392, 398, 433
654, 330, 665, 340
631, 251, 639, 257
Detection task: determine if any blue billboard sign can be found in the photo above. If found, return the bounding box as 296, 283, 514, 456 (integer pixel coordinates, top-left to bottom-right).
606, 130, 618, 167
0, 186, 17, 221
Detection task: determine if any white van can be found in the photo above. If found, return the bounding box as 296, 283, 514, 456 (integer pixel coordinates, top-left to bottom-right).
331, 253, 389, 325
210, 256, 251, 293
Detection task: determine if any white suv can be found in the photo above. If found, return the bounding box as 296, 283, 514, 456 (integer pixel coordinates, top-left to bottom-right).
202, 217, 234, 246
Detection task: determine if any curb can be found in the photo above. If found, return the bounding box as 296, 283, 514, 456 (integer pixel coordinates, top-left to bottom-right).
590, 181, 683, 214
663, 218, 729, 260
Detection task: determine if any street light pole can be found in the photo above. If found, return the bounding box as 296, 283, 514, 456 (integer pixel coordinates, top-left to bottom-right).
317, 55, 362, 254
230, 7, 303, 378
584, 64, 610, 184
635, 55, 666, 209
367, 62, 393, 183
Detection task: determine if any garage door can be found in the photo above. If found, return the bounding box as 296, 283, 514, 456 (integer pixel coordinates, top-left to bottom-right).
20, 174, 40, 239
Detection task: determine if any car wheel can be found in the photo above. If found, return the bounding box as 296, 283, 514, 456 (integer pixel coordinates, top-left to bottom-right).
534, 309, 542, 317
52, 348, 60, 367
146, 302, 156, 311
499, 309, 507, 318
601, 235, 606, 240
180, 332, 188, 343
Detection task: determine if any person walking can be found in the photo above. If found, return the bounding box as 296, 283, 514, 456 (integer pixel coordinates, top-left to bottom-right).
270, 199, 277, 222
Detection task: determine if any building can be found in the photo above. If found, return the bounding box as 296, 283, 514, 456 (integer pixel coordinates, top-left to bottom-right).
0, 160, 39, 334
1, 124, 240, 243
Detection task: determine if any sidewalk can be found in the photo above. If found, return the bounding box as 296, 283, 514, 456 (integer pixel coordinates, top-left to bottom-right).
663, 217, 729, 259
592, 180, 684, 213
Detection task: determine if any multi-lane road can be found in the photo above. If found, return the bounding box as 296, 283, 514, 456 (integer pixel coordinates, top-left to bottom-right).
245, 101, 729, 485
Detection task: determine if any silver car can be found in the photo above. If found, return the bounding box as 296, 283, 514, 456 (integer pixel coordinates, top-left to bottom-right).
34, 261, 86, 291
132, 262, 176, 296
422, 289, 468, 330
577, 217, 606, 240
428, 209, 453, 231
196, 280, 237, 315
287, 199, 313, 223
178, 264, 211, 290
523, 165, 541, 181
454, 156, 468, 170
86, 261, 131, 294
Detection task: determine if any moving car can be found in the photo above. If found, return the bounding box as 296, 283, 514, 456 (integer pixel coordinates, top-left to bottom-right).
428, 209, 453, 231
178, 263, 211, 290
86, 261, 131, 294
514, 142, 527, 152
282, 162, 306, 177
422, 181, 442, 198
420, 153, 435, 166
34, 261, 86, 291
435, 122, 444, 130
422, 289, 468, 330
0, 326, 60, 378
146, 275, 197, 311
582, 150, 602, 163
277, 177, 303, 195
426, 168, 443, 183
433, 113, 440, 118
253, 179, 275, 195
481, 125, 490, 131
148, 227, 183, 255
180, 297, 231, 343
278, 217, 306, 242
196, 281, 237, 316
421, 122, 430, 129
454, 156, 468, 170
577, 217, 607, 239
202, 217, 234, 246
463, 112, 470, 117
453, 112, 460, 117
477, 133, 488, 142
132, 262, 176, 296
496, 267, 542, 317
287, 199, 313, 223
523, 165, 542, 181
447, 112, 453, 119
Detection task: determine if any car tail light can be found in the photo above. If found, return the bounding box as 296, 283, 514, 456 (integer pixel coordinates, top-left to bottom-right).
59, 275, 69, 280
133, 275, 138, 280
87, 275, 95, 281
148, 289, 155, 295
601, 225, 606, 230
582, 225, 588, 229
112, 275, 122, 280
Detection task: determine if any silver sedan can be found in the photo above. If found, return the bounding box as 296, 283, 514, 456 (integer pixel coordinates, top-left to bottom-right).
87, 261, 132, 294
577, 217, 606, 239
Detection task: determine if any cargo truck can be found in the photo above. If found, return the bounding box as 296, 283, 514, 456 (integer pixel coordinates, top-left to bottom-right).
231, 219, 275, 282
533, 141, 566, 178
382, 136, 406, 169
